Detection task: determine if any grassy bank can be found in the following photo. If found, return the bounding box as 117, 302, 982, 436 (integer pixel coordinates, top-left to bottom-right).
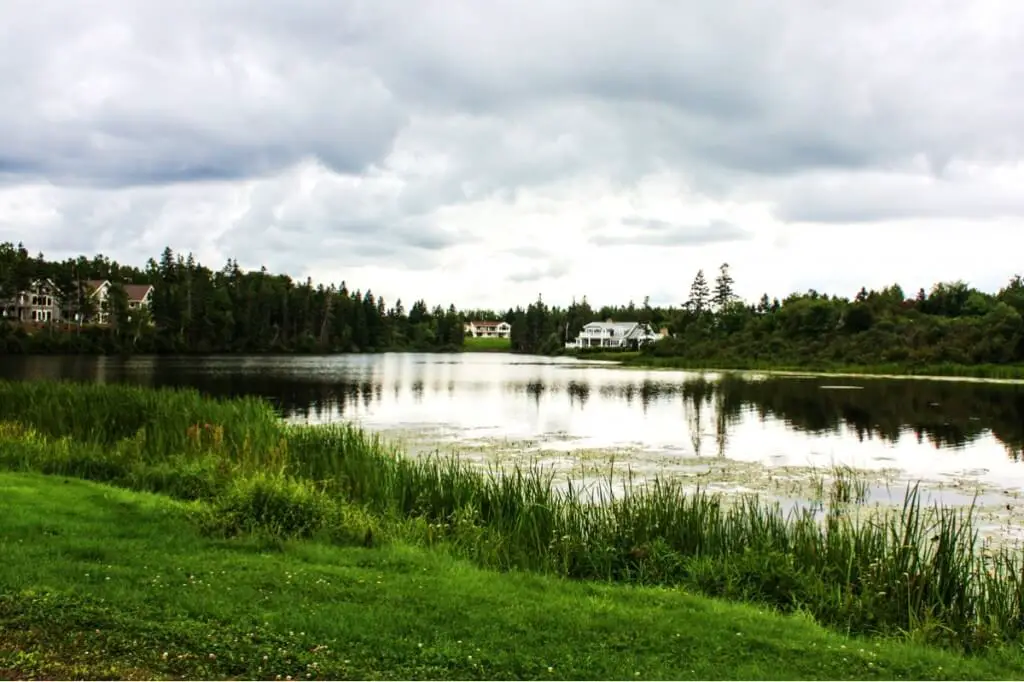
1, 380, 1024, 657
8, 473, 1024, 680
463, 336, 512, 352
573, 351, 1024, 381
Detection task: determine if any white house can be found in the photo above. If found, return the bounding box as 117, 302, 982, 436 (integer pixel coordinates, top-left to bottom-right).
123, 283, 154, 311
81, 279, 111, 324
566, 320, 667, 350
464, 320, 511, 339
1, 278, 62, 324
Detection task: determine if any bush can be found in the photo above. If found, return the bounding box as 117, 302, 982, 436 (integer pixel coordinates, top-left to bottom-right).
208, 473, 333, 539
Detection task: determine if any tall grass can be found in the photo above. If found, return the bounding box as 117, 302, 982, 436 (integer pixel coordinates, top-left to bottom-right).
0, 380, 283, 458
0, 379, 1022, 651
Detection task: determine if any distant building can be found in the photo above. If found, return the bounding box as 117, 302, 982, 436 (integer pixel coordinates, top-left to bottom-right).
123, 284, 154, 312
3, 279, 157, 327
72, 280, 153, 325
1, 278, 62, 324
80, 279, 111, 324
565, 319, 667, 350
464, 320, 511, 339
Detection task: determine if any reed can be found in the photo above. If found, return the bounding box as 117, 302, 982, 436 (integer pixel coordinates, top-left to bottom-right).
0, 379, 1021, 651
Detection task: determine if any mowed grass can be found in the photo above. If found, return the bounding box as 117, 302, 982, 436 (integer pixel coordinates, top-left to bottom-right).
462, 336, 512, 352
3, 472, 1023, 681
2, 380, 1024, 657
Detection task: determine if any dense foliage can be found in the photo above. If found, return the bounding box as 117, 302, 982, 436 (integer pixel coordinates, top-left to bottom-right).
5, 241, 1023, 367
0, 242, 464, 354
506, 263, 1024, 367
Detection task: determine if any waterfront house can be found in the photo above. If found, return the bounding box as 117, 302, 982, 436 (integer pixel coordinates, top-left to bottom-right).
0, 278, 62, 324
565, 319, 666, 350
124, 284, 154, 311
464, 320, 512, 339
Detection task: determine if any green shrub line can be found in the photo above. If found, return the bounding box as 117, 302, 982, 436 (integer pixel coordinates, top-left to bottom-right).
614, 354, 1024, 380
0, 379, 1022, 653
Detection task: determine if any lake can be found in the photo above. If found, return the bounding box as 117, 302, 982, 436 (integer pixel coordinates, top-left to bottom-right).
3, 352, 1023, 542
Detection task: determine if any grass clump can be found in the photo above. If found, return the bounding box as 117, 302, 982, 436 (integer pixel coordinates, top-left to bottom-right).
1, 379, 1024, 654
207, 472, 334, 540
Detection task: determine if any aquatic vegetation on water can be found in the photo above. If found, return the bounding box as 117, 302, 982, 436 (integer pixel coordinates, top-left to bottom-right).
1, 379, 1024, 652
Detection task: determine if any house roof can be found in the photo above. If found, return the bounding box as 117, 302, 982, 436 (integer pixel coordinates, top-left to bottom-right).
84, 280, 152, 302
471, 320, 507, 327
123, 284, 154, 302
583, 321, 640, 332
85, 279, 109, 295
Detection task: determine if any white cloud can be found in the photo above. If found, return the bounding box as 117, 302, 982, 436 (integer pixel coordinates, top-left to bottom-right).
1, 0, 1023, 311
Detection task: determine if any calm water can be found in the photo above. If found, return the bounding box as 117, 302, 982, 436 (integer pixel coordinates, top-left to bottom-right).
3, 352, 1024, 493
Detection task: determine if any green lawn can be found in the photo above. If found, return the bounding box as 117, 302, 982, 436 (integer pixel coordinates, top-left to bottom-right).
1, 472, 1021, 680
463, 336, 512, 352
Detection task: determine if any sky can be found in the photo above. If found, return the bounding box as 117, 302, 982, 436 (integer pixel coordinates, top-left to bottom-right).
1, 0, 1023, 311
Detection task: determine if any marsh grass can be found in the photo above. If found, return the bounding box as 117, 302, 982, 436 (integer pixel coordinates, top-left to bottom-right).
1, 379, 1023, 652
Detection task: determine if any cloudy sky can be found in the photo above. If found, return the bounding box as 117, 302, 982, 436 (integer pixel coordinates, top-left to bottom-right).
1, 0, 1023, 310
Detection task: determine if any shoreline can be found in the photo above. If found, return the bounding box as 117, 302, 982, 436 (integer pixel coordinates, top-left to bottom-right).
8, 348, 1024, 385
6, 471, 1020, 680
562, 352, 1024, 384
1, 380, 1024, 664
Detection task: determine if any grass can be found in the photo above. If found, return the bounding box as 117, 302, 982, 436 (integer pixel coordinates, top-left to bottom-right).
1, 380, 1024, 657
593, 353, 1024, 381
3, 472, 1024, 680
463, 336, 512, 352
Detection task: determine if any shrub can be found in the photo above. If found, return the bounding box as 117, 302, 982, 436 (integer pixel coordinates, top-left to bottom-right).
209, 473, 332, 540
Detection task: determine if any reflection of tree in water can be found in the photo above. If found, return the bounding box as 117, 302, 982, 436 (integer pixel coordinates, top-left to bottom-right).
520, 374, 1024, 462
567, 381, 590, 409
717, 377, 1024, 461
688, 397, 703, 457
527, 381, 545, 408
9, 356, 1023, 461
681, 378, 714, 457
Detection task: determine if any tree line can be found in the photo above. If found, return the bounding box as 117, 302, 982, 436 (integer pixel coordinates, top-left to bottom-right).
3, 240, 1023, 367
0, 243, 464, 354
505, 262, 1024, 368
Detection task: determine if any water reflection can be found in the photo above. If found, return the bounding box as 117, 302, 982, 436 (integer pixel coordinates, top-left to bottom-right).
2, 353, 1024, 485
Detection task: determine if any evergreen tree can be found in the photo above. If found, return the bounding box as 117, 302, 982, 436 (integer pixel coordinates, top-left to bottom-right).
712, 262, 735, 312
688, 270, 710, 313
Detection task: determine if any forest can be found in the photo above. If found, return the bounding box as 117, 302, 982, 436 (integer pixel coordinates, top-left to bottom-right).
3, 241, 1023, 370
505, 263, 1024, 371
0, 242, 464, 354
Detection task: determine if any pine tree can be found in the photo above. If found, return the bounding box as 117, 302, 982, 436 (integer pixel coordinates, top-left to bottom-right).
712, 262, 735, 312
688, 270, 710, 313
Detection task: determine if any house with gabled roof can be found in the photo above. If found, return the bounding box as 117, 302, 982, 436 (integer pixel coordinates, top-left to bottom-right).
566, 319, 667, 350
123, 283, 154, 311
1, 278, 62, 324
68, 280, 154, 325
464, 320, 511, 339
79, 279, 111, 324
